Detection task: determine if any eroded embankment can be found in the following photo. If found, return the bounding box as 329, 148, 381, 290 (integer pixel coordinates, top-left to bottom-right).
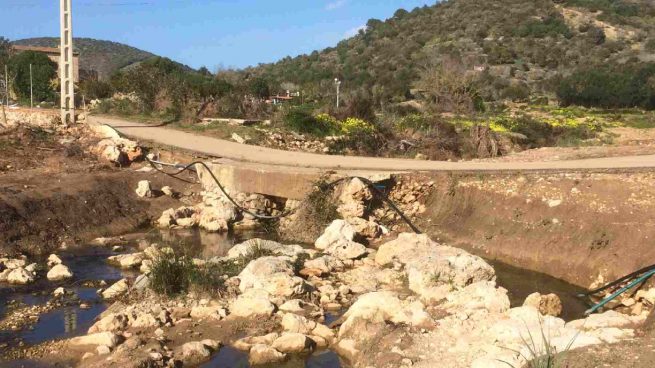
418, 171, 655, 288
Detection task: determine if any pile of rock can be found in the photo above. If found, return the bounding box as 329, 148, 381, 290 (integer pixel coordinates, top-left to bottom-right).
0, 256, 37, 285
46, 254, 74, 281
89, 124, 144, 166
264, 131, 337, 154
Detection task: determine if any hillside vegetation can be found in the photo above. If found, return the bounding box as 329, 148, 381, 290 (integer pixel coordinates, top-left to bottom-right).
12, 37, 156, 79
245, 0, 655, 108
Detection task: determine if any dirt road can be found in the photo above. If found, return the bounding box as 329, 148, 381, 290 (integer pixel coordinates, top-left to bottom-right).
93, 116, 655, 172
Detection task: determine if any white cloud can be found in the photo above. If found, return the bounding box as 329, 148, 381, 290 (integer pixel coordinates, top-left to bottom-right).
344, 25, 366, 38
325, 0, 347, 11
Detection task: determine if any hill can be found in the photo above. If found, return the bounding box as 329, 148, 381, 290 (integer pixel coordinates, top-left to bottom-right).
245, 0, 655, 107
12, 37, 156, 79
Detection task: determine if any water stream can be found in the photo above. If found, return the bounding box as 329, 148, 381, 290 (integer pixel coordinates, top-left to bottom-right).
1, 228, 590, 367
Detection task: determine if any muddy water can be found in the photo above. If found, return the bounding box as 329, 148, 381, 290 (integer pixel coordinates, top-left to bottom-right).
1, 228, 589, 367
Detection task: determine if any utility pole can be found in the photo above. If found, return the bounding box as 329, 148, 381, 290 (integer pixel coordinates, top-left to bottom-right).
4, 65, 8, 108
60, 0, 75, 125
29, 64, 33, 109
334, 78, 341, 109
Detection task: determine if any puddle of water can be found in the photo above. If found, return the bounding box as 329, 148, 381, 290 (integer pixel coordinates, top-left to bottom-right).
201, 346, 343, 368
19, 288, 106, 345
490, 260, 590, 321
0, 359, 52, 368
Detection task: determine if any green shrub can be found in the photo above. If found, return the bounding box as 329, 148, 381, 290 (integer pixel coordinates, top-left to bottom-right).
283, 107, 335, 136
9, 51, 58, 102
515, 16, 572, 39
557, 63, 655, 109
80, 79, 113, 100
149, 253, 194, 296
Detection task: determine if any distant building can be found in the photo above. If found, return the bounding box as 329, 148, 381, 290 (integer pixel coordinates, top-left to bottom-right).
11, 45, 80, 83
266, 90, 300, 105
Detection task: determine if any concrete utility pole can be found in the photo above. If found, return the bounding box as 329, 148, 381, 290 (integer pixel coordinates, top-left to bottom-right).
60, 0, 75, 125
30, 64, 33, 109
334, 78, 341, 109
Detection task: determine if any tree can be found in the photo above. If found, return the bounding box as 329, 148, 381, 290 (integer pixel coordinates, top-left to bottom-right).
414, 56, 482, 113
248, 77, 270, 99
0, 37, 10, 66
9, 51, 58, 102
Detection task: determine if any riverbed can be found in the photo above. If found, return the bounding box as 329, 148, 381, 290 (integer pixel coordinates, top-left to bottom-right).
0, 228, 591, 367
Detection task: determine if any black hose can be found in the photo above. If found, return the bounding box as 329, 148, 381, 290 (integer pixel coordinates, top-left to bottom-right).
102, 123, 422, 232
578, 263, 655, 297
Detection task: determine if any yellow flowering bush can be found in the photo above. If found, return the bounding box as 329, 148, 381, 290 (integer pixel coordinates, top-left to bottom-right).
339, 117, 375, 135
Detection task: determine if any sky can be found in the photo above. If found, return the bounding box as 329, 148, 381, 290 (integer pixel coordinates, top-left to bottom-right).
2, 0, 435, 70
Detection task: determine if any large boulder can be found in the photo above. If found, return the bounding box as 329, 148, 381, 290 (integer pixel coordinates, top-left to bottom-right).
230, 289, 276, 318
315, 220, 356, 250
238, 256, 309, 297
338, 291, 433, 339
6, 267, 35, 285
47, 264, 74, 281
376, 233, 495, 304
234, 333, 279, 351
249, 344, 287, 365
271, 333, 316, 354
444, 281, 511, 315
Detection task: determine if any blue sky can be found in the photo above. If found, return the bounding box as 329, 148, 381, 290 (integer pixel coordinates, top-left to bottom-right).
2, 0, 434, 70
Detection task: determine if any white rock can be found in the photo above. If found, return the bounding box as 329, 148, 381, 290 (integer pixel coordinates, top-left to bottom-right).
230, 289, 276, 318
47, 254, 63, 267
523, 292, 563, 317
108, 253, 145, 269
227, 239, 306, 259
337, 178, 372, 219
6, 267, 35, 285
271, 333, 315, 354
53, 287, 66, 297
47, 264, 74, 281
96, 345, 111, 355
234, 333, 279, 351
69, 332, 121, 348
182, 341, 212, 359
102, 279, 129, 299
161, 186, 174, 196
238, 256, 309, 297
315, 220, 356, 250
88, 313, 128, 333
325, 240, 367, 261
135, 180, 153, 198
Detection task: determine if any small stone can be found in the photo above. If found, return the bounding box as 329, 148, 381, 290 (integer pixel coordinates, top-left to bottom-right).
135, 180, 154, 198
96, 345, 111, 355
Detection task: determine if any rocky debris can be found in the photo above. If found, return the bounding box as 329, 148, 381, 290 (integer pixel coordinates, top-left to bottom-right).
249, 344, 287, 365
234, 333, 279, 351
102, 278, 129, 299
337, 178, 373, 219
301, 255, 344, 277
95, 137, 144, 166
523, 292, 563, 317
135, 180, 154, 198
108, 252, 146, 269
46, 264, 74, 281
157, 206, 198, 229
443, 281, 510, 314
238, 256, 310, 297
1, 257, 27, 270
281, 313, 335, 343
